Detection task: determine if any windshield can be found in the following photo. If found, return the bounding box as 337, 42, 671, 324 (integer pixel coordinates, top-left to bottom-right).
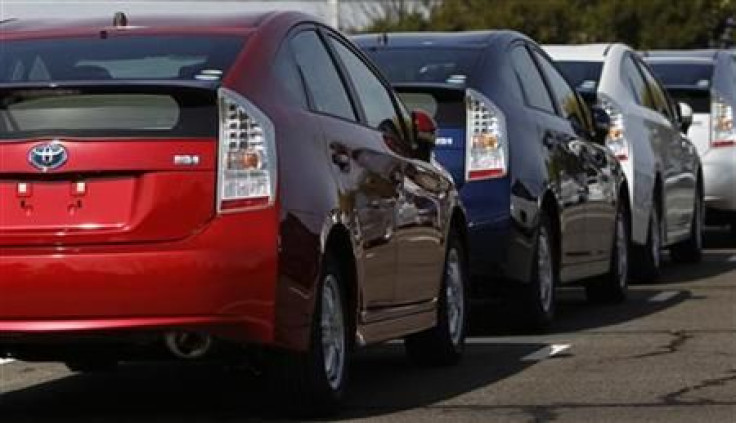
361, 47, 481, 84
0, 35, 245, 82
647, 62, 714, 88
555, 61, 604, 92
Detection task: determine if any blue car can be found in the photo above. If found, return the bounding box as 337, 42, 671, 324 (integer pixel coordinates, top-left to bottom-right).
355, 31, 632, 328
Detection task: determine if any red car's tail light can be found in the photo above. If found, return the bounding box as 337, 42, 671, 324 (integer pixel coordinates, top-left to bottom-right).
217, 88, 277, 213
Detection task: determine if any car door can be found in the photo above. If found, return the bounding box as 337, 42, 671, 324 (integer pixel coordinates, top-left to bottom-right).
325, 32, 446, 306
635, 57, 696, 238
289, 29, 399, 310
509, 44, 592, 270
531, 46, 616, 269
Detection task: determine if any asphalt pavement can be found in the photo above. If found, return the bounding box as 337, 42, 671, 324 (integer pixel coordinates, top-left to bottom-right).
1, 229, 734, 422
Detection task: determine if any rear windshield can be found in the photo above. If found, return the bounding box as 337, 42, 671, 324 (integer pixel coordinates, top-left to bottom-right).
0, 35, 245, 82
362, 47, 481, 84
397, 88, 465, 127
555, 61, 604, 91
647, 62, 714, 89
0, 86, 217, 139
665, 88, 710, 113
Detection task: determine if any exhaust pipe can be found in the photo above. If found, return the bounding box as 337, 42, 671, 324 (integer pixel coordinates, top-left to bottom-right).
164, 332, 213, 359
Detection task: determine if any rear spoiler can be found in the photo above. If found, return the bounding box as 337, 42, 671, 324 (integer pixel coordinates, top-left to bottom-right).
0, 79, 221, 91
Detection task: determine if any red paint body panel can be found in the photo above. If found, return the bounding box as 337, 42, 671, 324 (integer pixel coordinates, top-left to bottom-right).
0, 209, 280, 344
0, 139, 217, 246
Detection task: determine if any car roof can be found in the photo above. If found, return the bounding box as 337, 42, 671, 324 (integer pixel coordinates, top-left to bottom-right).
542, 43, 620, 62
0, 11, 315, 37
353, 30, 522, 48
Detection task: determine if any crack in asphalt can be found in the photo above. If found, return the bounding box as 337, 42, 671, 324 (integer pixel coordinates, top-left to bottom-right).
661, 369, 736, 405
628, 330, 694, 360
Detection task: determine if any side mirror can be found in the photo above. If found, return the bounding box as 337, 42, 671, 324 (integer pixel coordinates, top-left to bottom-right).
590, 105, 611, 145
678, 102, 693, 133
412, 109, 437, 160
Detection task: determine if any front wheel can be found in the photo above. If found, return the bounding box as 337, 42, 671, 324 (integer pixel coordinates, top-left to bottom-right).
405, 231, 467, 366
586, 201, 629, 304
266, 252, 349, 417
670, 188, 704, 263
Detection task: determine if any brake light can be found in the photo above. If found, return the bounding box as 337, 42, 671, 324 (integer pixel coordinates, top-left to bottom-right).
217, 88, 277, 213
599, 95, 628, 161
465, 88, 508, 181
711, 93, 735, 148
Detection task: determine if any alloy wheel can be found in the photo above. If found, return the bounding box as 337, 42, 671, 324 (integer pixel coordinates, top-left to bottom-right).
445, 247, 464, 346
321, 274, 346, 391
538, 228, 554, 313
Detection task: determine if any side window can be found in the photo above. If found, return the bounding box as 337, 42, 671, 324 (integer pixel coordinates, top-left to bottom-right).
274, 45, 307, 109
510, 46, 556, 114
636, 58, 674, 120
532, 49, 588, 129
622, 55, 650, 107
290, 31, 356, 121
327, 35, 407, 142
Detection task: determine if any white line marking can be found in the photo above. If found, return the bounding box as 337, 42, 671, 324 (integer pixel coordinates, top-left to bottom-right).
0, 359, 15, 365
648, 291, 680, 303
521, 344, 571, 362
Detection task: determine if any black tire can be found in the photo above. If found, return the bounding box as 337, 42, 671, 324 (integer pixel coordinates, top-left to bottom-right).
405, 230, 468, 366
586, 201, 629, 304
65, 359, 118, 373
266, 252, 349, 417
517, 212, 556, 331
670, 187, 704, 263
632, 206, 662, 282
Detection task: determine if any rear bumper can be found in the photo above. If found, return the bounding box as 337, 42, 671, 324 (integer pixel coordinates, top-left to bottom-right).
702, 147, 736, 211
0, 208, 279, 346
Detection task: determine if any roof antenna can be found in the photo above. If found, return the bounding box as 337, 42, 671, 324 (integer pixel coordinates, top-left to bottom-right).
113, 12, 128, 28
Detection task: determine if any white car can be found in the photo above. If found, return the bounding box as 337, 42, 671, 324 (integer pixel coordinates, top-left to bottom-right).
643, 50, 736, 231
544, 44, 703, 281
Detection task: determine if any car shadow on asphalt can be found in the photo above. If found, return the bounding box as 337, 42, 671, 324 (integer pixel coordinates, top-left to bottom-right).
0, 342, 543, 422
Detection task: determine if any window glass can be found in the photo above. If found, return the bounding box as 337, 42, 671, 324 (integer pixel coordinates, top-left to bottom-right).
274, 47, 307, 109
555, 61, 603, 92
647, 61, 714, 88
636, 58, 674, 119
622, 55, 651, 106
510, 46, 556, 114
290, 31, 356, 121
532, 50, 587, 128
329, 36, 406, 142
0, 36, 245, 82
361, 47, 480, 85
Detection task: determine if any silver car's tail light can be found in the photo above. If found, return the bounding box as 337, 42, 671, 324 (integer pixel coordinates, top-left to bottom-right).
217, 88, 277, 213
711, 93, 735, 148
599, 94, 628, 161
465, 88, 508, 181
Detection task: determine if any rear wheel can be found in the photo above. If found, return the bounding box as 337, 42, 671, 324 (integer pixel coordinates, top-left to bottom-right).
517, 212, 556, 331
586, 201, 629, 304
632, 205, 662, 282
266, 252, 349, 417
405, 231, 467, 366
670, 187, 704, 263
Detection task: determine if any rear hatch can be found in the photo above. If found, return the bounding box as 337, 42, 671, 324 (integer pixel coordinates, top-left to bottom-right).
0, 83, 218, 247
0, 33, 245, 247
395, 84, 467, 186
647, 61, 715, 153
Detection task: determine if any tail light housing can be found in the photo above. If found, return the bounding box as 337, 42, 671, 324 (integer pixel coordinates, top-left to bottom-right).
711, 92, 735, 148
217, 88, 277, 213
599, 94, 628, 161
465, 88, 508, 181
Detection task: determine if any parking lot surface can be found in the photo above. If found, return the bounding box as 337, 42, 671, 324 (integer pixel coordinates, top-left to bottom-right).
1, 229, 734, 423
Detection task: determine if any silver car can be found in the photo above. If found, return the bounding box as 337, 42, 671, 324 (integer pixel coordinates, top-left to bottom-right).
546, 44, 704, 281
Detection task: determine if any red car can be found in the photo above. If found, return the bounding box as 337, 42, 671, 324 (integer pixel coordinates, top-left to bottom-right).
0, 12, 468, 414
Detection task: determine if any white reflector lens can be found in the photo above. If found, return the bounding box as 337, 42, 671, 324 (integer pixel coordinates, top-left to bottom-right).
218, 88, 276, 212
465, 89, 508, 181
